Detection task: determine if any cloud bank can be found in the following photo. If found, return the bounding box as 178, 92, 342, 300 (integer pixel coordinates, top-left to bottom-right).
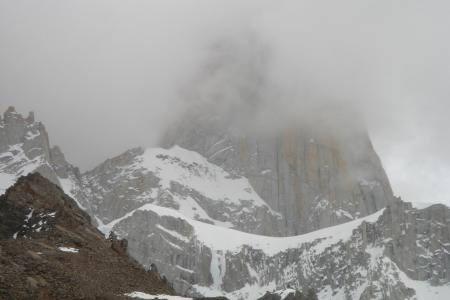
1, 0, 449, 203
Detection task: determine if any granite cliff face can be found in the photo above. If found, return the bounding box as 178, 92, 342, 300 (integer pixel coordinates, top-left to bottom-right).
161, 107, 394, 236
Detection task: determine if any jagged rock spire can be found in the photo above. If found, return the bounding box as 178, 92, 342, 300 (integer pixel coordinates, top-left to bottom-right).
0, 107, 88, 210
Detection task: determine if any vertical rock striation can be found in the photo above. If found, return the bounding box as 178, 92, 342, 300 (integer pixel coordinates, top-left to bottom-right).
161, 107, 394, 235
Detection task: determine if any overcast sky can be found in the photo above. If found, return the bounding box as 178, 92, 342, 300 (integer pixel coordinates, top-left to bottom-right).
1, 0, 449, 205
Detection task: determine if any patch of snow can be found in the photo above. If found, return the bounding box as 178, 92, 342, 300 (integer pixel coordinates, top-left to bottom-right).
335, 209, 354, 220
175, 265, 194, 274
124, 292, 192, 299
25, 131, 40, 140
315, 198, 329, 211
58, 247, 79, 253
211, 138, 227, 148
58, 177, 85, 209
25, 208, 34, 222
272, 288, 297, 298
159, 235, 183, 251
359, 179, 380, 189
209, 146, 233, 160
140, 146, 276, 211
156, 224, 189, 243
0, 172, 16, 195
168, 192, 233, 228
46, 212, 57, 217
261, 169, 271, 175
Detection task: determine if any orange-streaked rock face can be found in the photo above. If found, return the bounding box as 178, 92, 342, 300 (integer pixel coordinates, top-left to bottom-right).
162, 112, 394, 236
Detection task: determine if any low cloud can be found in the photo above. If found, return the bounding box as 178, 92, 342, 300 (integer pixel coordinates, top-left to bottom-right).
1, 0, 449, 203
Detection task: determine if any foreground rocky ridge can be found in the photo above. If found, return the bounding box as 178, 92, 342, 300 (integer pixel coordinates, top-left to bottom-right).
0, 173, 176, 299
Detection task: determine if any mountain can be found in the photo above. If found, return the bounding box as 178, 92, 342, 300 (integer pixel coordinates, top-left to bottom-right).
1, 107, 450, 300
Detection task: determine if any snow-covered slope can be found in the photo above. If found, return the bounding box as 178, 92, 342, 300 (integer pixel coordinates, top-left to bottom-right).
101, 203, 384, 256
82, 146, 282, 235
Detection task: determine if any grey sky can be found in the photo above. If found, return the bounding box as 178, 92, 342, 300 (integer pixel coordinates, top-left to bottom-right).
1, 0, 449, 205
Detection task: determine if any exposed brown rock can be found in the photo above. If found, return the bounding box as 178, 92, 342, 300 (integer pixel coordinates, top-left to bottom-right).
0, 173, 175, 299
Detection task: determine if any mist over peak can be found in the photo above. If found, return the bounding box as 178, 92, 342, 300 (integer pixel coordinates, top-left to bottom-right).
1, 0, 449, 203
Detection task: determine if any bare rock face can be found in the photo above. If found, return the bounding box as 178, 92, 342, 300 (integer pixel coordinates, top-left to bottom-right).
161, 107, 394, 235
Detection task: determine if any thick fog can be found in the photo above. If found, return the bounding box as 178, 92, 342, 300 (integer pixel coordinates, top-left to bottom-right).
1, 0, 449, 204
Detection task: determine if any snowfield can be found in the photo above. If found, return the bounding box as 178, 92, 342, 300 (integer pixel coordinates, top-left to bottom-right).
125, 292, 192, 299
102, 202, 384, 256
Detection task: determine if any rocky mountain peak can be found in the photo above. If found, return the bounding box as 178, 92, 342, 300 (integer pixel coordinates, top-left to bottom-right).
0, 108, 88, 209
0, 107, 50, 157
26, 111, 35, 123
3, 105, 20, 119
